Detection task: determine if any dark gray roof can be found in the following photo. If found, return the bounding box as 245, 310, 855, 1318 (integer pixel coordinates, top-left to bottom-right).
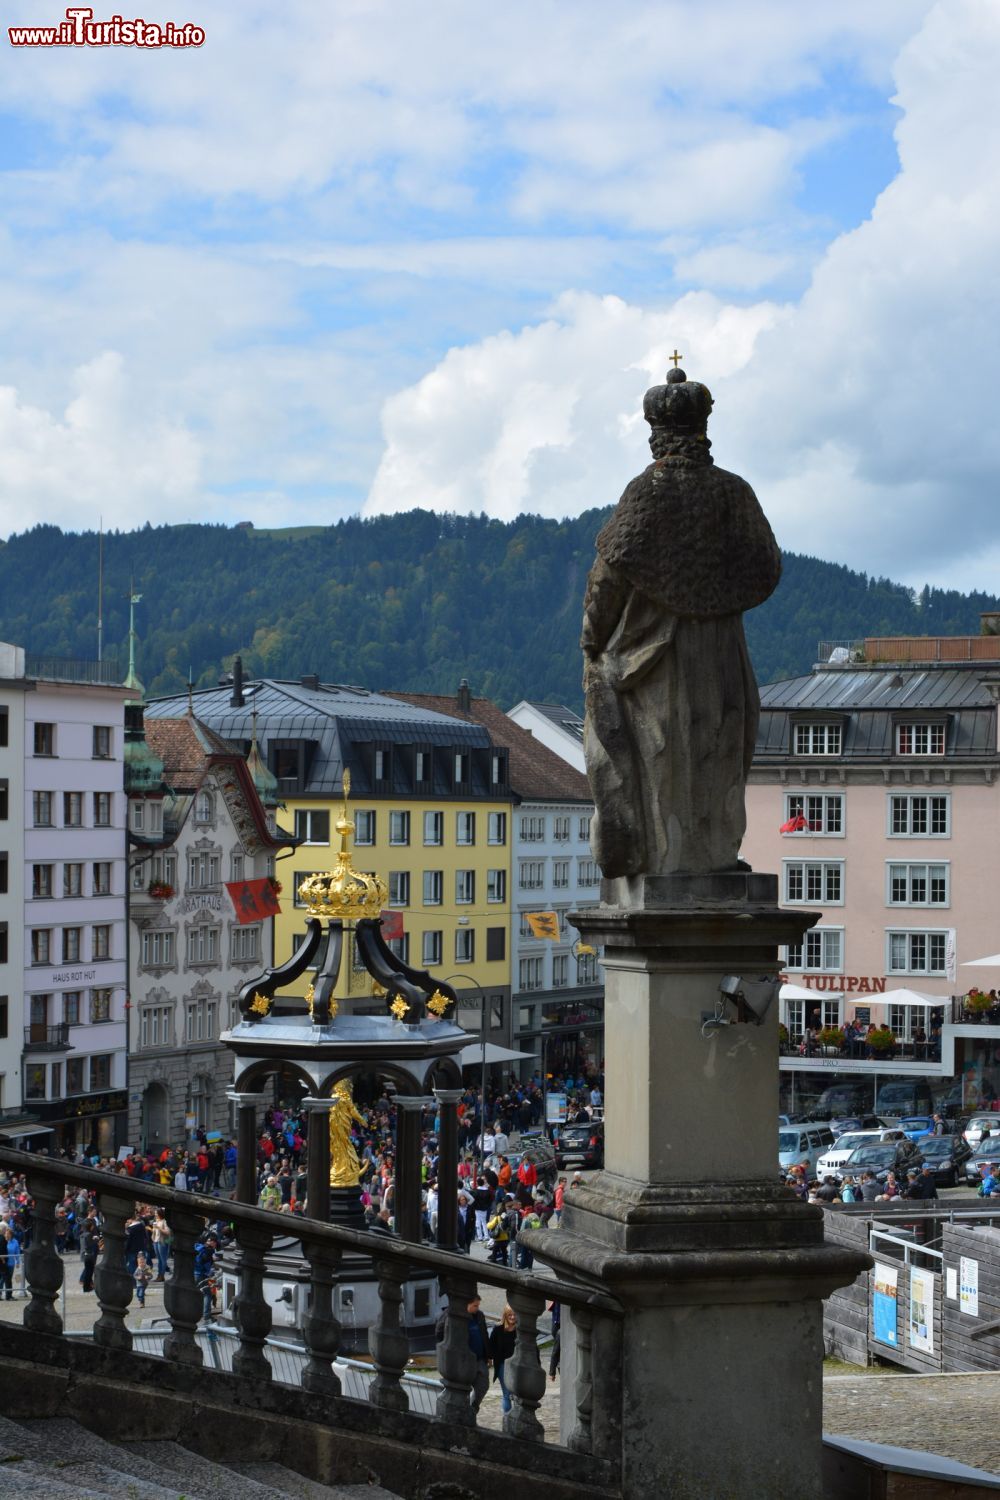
146, 679, 493, 798
524, 701, 585, 743
757, 665, 1000, 763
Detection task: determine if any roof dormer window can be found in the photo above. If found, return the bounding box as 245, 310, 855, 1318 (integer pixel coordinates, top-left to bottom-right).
793, 723, 842, 756
895, 722, 945, 756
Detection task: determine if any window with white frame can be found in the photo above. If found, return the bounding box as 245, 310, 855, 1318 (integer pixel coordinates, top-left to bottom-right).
553, 816, 570, 842
354, 809, 376, 845
148, 801, 163, 834
454, 752, 469, 785
194, 790, 214, 823
456, 811, 475, 845
888, 793, 950, 837
415, 751, 430, 782
579, 816, 592, 841
388, 871, 410, 907
455, 869, 475, 904
130, 800, 145, 832
185, 997, 219, 1042
423, 870, 443, 906
784, 928, 844, 972
231, 925, 260, 962
520, 815, 545, 842
140, 1004, 173, 1048
577, 952, 599, 984
784, 997, 841, 1034
578, 858, 600, 887
887, 929, 949, 976
294, 809, 330, 845
151, 853, 176, 888
552, 859, 570, 888
389, 810, 410, 845
895, 722, 946, 756
488, 812, 506, 846
552, 954, 569, 987
491, 754, 504, 785
487, 869, 506, 903
793, 723, 842, 756
519, 956, 544, 991
423, 810, 443, 846
519, 860, 544, 890
374, 749, 387, 781
455, 928, 475, 964
230, 852, 244, 883
142, 930, 175, 968
784, 793, 844, 835
422, 930, 442, 966
887, 862, 949, 906
889, 1003, 928, 1040
783, 861, 843, 904
188, 851, 221, 888
186, 924, 220, 965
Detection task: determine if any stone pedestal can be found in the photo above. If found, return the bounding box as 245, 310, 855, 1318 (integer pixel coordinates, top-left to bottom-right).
526, 874, 870, 1499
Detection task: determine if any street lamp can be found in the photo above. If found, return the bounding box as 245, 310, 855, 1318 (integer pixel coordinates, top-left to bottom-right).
440, 972, 490, 1176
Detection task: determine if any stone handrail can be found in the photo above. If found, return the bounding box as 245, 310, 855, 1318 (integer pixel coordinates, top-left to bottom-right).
0, 1145, 622, 1463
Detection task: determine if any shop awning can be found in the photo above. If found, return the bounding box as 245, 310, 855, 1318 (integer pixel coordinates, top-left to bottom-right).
781, 983, 843, 1002
0, 1123, 53, 1140
459, 1043, 538, 1068
962, 953, 1000, 968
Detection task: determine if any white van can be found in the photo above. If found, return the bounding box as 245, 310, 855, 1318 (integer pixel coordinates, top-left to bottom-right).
779, 1124, 835, 1175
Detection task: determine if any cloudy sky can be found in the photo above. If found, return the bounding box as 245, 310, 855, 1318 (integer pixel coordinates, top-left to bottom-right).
0, 0, 995, 588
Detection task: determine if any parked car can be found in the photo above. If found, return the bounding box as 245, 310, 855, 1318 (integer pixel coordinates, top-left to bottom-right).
779, 1124, 835, 1176
816, 1131, 886, 1180
963, 1115, 1000, 1148
964, 1139, 1000, 1187
828, 1114, 887, 1136
554, 1122, 604, 1170
917, 1135, 972, 1188
898, 1115, 937, 1142
841, 1139, 921, 1182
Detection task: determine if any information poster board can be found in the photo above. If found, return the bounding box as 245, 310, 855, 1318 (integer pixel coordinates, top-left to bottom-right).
546, 1092, 567, 1125
961, 1256, 979, 1317
908, 1266, 934, 1353
872, 1262, 899, 1347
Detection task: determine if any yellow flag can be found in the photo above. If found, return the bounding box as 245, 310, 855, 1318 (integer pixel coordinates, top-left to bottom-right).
525, 911, 560, 940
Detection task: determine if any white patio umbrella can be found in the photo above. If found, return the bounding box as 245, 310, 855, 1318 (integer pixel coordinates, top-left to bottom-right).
880, 986, 941, 1006
962, 953, 1000, 968
780, 982, 842, 1001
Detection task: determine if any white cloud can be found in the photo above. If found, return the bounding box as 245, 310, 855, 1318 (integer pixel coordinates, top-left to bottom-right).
365, 0, 1000, 588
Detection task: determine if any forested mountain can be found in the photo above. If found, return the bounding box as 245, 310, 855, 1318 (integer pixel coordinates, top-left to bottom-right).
0, 514, 996, 709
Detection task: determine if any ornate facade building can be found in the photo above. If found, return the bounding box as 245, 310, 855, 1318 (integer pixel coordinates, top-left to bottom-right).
126, 707, 293, 1150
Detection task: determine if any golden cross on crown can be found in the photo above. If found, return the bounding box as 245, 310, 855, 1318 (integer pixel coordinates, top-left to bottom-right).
668, 349, 683, 369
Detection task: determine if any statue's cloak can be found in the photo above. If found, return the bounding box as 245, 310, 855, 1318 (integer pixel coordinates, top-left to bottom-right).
595, 458, 781, 619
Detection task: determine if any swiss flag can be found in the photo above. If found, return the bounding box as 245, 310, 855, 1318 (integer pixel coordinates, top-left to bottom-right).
226, 878, 281, 924
380, 909, 404, 941
779, 814, 809, 833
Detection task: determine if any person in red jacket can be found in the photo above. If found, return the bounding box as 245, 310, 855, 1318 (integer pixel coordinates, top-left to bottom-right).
516, 1156, 537, 1205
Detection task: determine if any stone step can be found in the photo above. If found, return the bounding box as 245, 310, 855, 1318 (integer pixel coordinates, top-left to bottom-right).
122, 1439, 285, 1500
20, 1416, 214, 1497
231, 1461, 402, 1498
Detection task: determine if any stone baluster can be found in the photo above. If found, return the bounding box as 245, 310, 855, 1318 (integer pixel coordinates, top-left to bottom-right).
228, 1091, 268, 1206
433, 1087, 463, 1251
23, 1169, 64, 1335
299, 1096, 341, 1395
162, 1206, 205, 1368
393, 1095, 428, 1243
368, 1256, 410, 1412
503, 1286, 547, 1441
231, 1221, 274, 1381
93, 1194, 134, 1350
435, 1271, 478, 1427
567, 1305, 593, 1453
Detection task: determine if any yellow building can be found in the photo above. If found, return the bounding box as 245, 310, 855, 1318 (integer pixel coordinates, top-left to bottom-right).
146, 669, 513, 1045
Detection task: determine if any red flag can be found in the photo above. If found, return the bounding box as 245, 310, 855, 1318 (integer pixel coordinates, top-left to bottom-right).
380, 909, 404, 941
779, 814, 809, 833
226, 878, 280, 924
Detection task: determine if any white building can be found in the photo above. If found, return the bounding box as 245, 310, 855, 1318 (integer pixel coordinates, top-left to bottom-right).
506, 700, 586, 774
127, 710, 293, 1151
0, 643, 130, 1155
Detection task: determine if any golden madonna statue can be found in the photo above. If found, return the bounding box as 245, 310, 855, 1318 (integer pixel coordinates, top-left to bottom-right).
328, 1077, 366, 1187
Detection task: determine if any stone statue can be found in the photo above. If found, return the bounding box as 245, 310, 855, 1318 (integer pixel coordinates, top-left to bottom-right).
328, 1077, 366, 1187
582, 366, 780, 880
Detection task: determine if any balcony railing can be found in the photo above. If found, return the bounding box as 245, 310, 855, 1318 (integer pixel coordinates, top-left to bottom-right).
23, 1023, 70, 1051
25, 654, 122, 686
0, 1145, 622, 1489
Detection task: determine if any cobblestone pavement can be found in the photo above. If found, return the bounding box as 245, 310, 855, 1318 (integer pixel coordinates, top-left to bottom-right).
823, 1372, 1000, 1474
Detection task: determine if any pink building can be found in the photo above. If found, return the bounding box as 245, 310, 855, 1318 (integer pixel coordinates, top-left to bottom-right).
744, 631, 1000, 1120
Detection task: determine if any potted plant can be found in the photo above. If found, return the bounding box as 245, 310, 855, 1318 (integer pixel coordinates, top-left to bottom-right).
967, 989, 992, 1021
268, 875, 283, 897
778, 1022, 789, 1053
818, 1026, 844, 1056
867, 1025, 896, 1055
148, 881, 174, 900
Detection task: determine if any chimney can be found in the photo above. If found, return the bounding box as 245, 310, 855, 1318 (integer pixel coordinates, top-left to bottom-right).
457, 678, 472, 713
301, 674, 320, 691
230, 655, 245, 708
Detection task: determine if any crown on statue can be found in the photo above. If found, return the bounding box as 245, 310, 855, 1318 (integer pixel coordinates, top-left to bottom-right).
643, 365, 713, 437
297, 770, 388, 920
